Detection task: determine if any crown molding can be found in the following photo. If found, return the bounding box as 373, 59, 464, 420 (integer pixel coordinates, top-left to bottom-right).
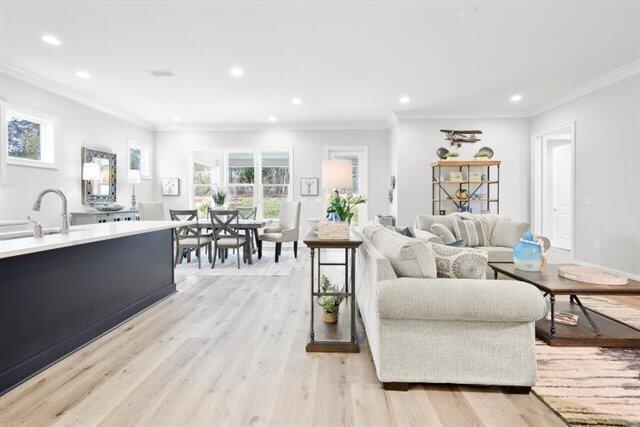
155, 120, 389, 132
394, 111, 530, 120
530, 58, 640, 117
0, 61, 155, 130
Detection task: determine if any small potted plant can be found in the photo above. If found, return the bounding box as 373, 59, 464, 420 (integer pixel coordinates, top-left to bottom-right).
326, 192, 366, 224
212, 187, 227, 207
445, 150, 460, 160
317, 275, 344, 323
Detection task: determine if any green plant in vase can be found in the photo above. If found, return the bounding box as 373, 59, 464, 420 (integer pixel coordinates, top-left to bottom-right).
317, 275, 344, 323
212, 188, 227, 207
326, 192, 366, 224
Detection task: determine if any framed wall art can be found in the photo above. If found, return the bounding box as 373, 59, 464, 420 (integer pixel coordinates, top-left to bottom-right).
300, 177, 319, 196
162, 177, 180, 196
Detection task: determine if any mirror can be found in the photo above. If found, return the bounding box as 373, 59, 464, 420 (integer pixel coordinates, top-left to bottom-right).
81, 147, 117, 205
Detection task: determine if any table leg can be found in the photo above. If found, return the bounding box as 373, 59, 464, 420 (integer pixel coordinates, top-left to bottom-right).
256, 235, 262, 259
351, 247, 357, 344
494, 269, 498, 279
550, 294, 556, 336
571, 294, 601, 335
244, 229, 253, 264
309, 248, 315, 342
252, 228, 259, 254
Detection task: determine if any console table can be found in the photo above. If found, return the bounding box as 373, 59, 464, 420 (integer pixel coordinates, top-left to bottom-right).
70, 210, 139, 225
303, 229, 362, 353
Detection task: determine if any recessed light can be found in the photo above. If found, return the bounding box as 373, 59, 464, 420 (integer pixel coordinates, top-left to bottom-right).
267, 116, 277, 123
399, 95, 411, 104
510, 94, 523, 103
229, 67, 244, 77
75, 70, 91, 79
460, 6, 478, 17
41, 34, 61, 46
291, 97, 302, 105
172, 117, 182, 123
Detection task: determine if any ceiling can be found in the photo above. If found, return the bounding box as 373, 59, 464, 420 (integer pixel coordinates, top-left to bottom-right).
1, 1, 639, 129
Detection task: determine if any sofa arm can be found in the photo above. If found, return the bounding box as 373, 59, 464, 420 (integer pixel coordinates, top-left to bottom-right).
413, 228, 444, 244
376, 278, 546, 322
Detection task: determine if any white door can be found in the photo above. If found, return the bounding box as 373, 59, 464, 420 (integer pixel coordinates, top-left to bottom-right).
325, 147, 368, 227
551, 142, 572, 250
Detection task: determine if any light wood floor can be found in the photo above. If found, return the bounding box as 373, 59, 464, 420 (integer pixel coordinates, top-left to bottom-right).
0, 249, 569, 427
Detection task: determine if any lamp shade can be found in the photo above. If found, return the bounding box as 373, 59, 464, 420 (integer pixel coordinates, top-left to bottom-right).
322, 159, 352, 189
127, 169, 141, 184
82, 162, 101, 181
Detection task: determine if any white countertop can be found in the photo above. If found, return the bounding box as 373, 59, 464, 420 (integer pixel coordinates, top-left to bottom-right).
0, 220, 194, 259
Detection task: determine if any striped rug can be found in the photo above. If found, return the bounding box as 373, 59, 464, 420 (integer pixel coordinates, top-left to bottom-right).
534, 296, 640, 426
174, 248, 297, 276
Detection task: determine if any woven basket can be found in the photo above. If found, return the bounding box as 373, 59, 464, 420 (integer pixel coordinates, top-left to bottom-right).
558, 265, 628, 286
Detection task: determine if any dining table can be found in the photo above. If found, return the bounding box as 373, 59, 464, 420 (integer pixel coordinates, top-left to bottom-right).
193, 219, 267, 264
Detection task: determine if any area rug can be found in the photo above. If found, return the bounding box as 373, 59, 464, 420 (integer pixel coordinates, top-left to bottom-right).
174, 248, 297, 276
533, 296, 640, 426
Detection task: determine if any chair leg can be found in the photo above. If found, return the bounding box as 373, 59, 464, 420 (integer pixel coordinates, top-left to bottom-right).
275, 242, 282, 263
197, 247, 201, 269
208, 243, 212, 263
212, 243, 217, 268
293, 241, 298, 258
237, 246, 241, 269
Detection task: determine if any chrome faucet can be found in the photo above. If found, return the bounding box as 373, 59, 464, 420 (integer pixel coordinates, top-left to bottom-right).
32, 189, 70, 234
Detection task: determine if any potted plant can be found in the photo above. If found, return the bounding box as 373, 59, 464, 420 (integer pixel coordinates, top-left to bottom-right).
212, 188, 227, 207
326, 192, 366, 224
445, 150, 460, 160
317, 275, 344, 323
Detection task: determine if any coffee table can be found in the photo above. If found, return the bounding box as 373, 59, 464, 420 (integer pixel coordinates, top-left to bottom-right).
489, 263, 640, 348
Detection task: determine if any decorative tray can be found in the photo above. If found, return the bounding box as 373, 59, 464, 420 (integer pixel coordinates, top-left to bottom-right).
558, 265, 628, 286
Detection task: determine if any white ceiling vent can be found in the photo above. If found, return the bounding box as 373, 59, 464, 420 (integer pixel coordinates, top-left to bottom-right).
147, 69, 175, 77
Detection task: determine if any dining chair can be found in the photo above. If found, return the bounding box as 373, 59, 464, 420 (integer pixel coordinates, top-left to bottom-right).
209, 209, 247, 269
138, 201, 165, 220
259, 200, 301, 263
169, 209, 212, 269
236, 207, 258, 254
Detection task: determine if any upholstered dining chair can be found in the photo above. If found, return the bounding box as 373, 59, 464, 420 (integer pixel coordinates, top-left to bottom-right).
169, 209, 212, 269
138, 201, 165, 220
259, 200, 301, 263
209, 209, 247, 269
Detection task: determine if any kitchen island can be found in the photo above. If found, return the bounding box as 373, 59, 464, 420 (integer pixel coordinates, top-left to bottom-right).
0, 220, 190, 394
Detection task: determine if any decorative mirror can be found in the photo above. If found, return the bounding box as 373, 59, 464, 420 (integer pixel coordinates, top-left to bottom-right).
81, 147, 117, 205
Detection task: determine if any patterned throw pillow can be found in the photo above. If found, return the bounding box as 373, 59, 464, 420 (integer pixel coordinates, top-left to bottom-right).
454, 218, 489, 247
430, 243, 488, 279
430, 223, 456, 244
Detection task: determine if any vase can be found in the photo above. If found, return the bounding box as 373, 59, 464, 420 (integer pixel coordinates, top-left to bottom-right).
513, 232, 543, 272
323, 312, 338, 324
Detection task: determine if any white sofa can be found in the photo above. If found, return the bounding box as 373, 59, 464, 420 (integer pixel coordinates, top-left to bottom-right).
355, 226, 547, 392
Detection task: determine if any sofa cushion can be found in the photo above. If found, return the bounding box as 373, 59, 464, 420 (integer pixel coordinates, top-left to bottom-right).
413, 228, 444, 245
490, 221, 530, 247
363, 223, 387, 241
366, 226, 437, 279
414, 214, 459, 236
454, 218, 488, 247
430, 223, 456, 244
477, 246, 514, 263
430, 243, 488, 279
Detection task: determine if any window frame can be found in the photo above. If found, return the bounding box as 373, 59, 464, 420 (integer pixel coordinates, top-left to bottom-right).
2, 103, 60, 170
187, 149, 222, 214
128, 139, 152, 179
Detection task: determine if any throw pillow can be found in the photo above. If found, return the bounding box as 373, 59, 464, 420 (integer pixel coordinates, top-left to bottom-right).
490, 221, 530, 247
368, 227, 437, 278
430, 243, 488, 279
430, 223, 456, 244
396, 227, 415, 238
454, 218, 488, 247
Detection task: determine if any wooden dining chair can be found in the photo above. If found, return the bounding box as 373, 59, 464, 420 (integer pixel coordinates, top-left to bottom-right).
169, 209, 212, 269
209, 209, 247, 269
236, 207, 258, 254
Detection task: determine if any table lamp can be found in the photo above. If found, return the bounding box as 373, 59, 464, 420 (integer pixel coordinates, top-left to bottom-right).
322, 159, 352, 193
82, 162, 101, 205
128, 169, 141, 210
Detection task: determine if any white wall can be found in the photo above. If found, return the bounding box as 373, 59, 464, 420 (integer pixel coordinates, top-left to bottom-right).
0, 74, 155, 227
391, 118, 531, 227
531, 73, 640, 275
154, 129, 389, 235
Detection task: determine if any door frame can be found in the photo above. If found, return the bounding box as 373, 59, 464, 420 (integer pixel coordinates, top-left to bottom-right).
530, 121, 575, 256
323, 145, 369, 225
187, 148, 222, 211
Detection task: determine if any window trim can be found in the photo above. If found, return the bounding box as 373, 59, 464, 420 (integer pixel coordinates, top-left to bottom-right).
187, 148, 222, 211
2, 102, 60, 170
128, 139, 152, 180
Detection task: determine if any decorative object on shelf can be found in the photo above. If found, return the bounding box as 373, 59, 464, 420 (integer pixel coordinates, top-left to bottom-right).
300, 177, 319, 196
81, 147, 117, 205
469, 171, 483, 183
326, 192, 366, 224
455, 188, 469, 200
390, 175, 396, 190
449, 171, 464, 182
161, 178, 180, 196
473, 146, 494, 159
513, 232, 544, 272
460, 205, 471, 213
317, 275, 344, 323
317, 220, 350, 240
93, 203, 125, 212
558, 265, 629, 286
545, 311, 579, 326
127, 169, 141, 210
445, 150, 460, 160
439, 209, 446, 215
440, 129, 483, 147
387, 189, 393, 203
212, 187, 227, 206
436, 147, 449, 160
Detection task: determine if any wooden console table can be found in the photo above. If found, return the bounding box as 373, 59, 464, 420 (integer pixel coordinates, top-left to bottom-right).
303, 229, 362, 353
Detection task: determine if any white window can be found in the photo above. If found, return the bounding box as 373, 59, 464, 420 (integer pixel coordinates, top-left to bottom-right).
190, 150, 221, 218
128, 140, 151, 179
3, 105, 58, 169
224, 148, 292, 219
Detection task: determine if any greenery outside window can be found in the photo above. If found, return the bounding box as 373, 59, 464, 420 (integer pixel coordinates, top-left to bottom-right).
4, 105, 57, 169
226, 151, 255, 210
128, 140, 151, 179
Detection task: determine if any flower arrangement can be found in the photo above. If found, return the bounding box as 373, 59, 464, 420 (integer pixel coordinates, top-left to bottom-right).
326, 192, 366, 224
212, 188, 227, 206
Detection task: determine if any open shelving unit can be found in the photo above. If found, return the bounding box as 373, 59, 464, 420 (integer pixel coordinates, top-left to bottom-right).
431, 160, 501, 215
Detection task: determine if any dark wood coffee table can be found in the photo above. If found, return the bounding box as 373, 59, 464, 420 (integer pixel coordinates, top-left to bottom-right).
489, 263, 640, 348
